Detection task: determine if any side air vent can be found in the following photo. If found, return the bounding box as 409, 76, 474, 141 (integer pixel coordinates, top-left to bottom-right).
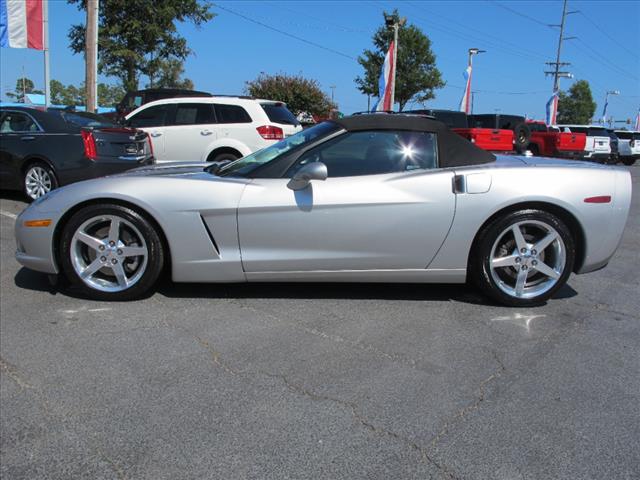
200, 216, 220, 256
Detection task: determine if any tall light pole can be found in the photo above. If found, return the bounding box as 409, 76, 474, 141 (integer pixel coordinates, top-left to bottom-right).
330, 85, 336, 105
460, 48, 485, 114
384, 14, 406, 110
601, 90, 619, 125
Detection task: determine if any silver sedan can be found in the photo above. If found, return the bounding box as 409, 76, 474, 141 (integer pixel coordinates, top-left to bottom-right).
14, 114, 632, 306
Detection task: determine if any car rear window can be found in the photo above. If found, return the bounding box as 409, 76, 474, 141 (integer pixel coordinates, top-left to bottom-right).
260, 103, 300, 126
214, 104, 252, 123
527, 123, 548, 132
61, 112, 116, 128
588, 127, 608, 137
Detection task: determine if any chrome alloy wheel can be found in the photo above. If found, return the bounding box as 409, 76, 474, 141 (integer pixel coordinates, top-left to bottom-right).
25, 166, 53, 200
70, 215, 148, 292
489, 220, 566, 299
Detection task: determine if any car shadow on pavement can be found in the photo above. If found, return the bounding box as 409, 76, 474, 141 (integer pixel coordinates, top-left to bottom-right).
14, 268, 578, 306
0, 190, 28, 202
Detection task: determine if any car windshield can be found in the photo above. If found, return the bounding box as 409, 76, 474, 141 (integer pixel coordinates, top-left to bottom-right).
213, 122, 340, 177
61, 111, 116, 128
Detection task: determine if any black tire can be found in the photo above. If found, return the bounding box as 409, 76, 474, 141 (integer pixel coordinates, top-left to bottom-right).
470, 209, 575, 307
60, 204, 164, 301
23, 161, 58, 201
209, 151, 241, 163
621, 157, 637, 166
513, 123, 531, 153
528, 143, 540, 156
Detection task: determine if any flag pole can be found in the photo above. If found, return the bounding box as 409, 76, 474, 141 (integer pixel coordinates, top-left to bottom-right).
43, 0, 50, 106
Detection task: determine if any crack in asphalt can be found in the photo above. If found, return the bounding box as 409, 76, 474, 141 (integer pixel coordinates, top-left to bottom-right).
0, 355, 129, 479
192, 332, 458, 480
225, 298, 445, 375
0, 355, 34, 391
428, 350, 507, 451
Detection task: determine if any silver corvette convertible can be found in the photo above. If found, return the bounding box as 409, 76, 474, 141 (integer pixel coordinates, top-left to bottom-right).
15, 114, 632, 306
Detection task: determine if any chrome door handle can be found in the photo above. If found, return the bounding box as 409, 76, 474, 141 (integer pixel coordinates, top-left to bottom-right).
21, 136, 36, 141
201, 129, 213, 136
150, 132, 162, 137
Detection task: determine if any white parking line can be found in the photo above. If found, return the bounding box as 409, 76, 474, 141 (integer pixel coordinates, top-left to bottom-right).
0, 210, 17, 219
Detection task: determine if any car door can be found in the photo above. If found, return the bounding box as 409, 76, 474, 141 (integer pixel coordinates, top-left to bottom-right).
162, 102, 216, 161
0, 111, 45, 188
126, 104, 172, 161
237, 130, 456, 273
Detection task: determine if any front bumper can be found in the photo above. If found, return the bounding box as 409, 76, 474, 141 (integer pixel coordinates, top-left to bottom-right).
14, 206, 60, 275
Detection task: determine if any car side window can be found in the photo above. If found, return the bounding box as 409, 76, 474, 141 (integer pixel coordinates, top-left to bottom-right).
171, 103, 214, 126
214, 104, 252, 124
128, 105, 170, 128
0, 112, 40, 133
289, 130, 438, 178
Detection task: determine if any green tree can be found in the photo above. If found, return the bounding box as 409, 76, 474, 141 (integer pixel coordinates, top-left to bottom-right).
98, 83, 126, 106
146, 57, 194, 90
557, 80, 597, 124
50, 80, 83, 105
6, 77, 43, 102
245, 72, 334, 117
356, 10, 444, 111
67, 0, 214, 92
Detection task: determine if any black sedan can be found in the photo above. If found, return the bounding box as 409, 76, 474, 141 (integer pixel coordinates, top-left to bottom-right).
0, 106, 154, 200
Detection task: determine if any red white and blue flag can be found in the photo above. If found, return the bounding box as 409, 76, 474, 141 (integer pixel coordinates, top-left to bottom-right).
634, 108, 640, 131
546, 91, 559, 126
459, 65, 472, 114
373, 40, 395, 112
0, 0, 44, 50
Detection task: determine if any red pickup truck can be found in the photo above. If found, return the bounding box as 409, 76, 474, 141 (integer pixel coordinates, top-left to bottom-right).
405, 109, 514, 152
526, 121, 586, 158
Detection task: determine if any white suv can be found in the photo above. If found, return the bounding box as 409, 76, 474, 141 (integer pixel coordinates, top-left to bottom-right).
614, 130, 640, 166
554, 124, 611, 162
125, 96, 302, 163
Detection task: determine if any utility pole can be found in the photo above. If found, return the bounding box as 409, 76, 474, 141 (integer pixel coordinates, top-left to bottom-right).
22, 65, 26, 102
85, 0, 99, 112
330, 85, 336, 105
545, 0, 577, 93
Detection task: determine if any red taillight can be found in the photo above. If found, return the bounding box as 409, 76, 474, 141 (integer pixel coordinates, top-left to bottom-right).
256, 125, 284, 140
584, 195, 611, 203
146, 132, 154, 157
81, 130, 97, 160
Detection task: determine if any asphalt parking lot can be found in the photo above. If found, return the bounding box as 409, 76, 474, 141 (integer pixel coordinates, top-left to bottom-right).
1, 166, 638, 480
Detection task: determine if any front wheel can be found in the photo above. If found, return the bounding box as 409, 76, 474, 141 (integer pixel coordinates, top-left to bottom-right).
470, 209, 575, 307
621, 157, 637, 166
60, 204, 164, 300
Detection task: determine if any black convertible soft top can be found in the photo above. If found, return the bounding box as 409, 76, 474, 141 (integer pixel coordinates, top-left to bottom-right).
330, 114, 496, 168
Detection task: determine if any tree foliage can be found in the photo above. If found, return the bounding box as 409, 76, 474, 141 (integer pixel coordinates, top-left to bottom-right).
6, 77, 43, 102
68, 0, 213, 92
557, 80, 597, 124
356, 10, 444, 111
50, 80, 125, 107
146, 57, 194, 90
245, 73, 334, 117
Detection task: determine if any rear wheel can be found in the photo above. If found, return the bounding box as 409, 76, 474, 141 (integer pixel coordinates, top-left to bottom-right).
24, 162, 58, 201
208, 151, 241, 164
513, 123, 531, 153
470, 209, 575, 306
621, 157, 636, 166
60, 204, 164, 300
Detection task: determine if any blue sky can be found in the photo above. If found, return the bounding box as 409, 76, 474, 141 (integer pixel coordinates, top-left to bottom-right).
1, 0, 639, 122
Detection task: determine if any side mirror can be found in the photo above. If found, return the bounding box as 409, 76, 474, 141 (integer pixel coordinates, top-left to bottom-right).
287, 162, 328, 190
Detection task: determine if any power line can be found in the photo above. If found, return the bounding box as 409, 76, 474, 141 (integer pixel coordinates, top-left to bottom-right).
404, 0, 548, 62
446, 84, 548, 95
212, 3, 356, 60
578, 11, 637, 57
486, 0, 554, 29
573, 38, 639, 81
